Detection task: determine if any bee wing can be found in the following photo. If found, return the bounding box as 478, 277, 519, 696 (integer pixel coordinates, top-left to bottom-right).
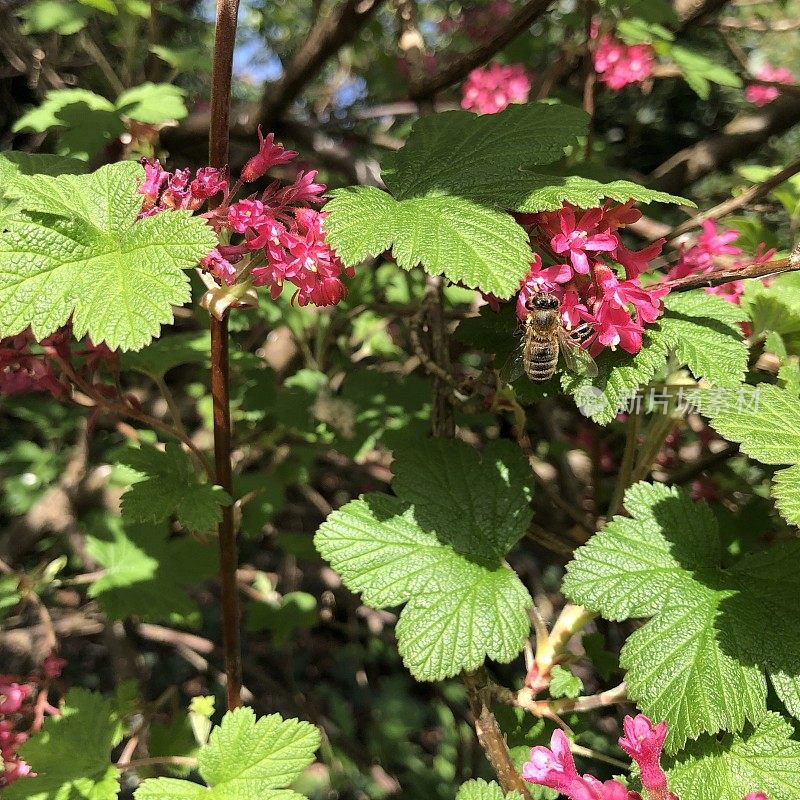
500, 340, 526, 384
557, 327, 598, 378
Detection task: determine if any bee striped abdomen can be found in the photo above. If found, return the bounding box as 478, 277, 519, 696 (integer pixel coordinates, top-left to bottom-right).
523, 330, 559, 382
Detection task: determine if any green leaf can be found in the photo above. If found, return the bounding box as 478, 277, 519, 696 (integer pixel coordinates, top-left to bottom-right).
150, 45, 211, 72
563, 482, 777, 751
134, 707, 320, 800
561, 290, 746, 424
5, 688, 122, 800
116, 82, 188, 123
120, 330, 210, 378
315, 439, 533, 681
85, 515, 217, 625
0, 161, 217, 350
0, 152, 87, 195
658, 292, 748, 387
78, 0, 117, 13
667, 713, 800, 800
118, 443, 230, 532
18, 0, 93, 34
669, 45, 742, 99
548, 665, 584, 699
324, 187, 533, 298
457, 779, 524, 800
498, 174, 692, 213
12, 89, 123, 160
616, 18, 674, 44
246, 591, 318, 644
382, 103, 589, 200
710, 384, 800, 525
0, 574, 21, 620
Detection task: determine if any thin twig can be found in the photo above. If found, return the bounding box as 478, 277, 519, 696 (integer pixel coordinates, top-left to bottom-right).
665, 252, 799, 293
607, 411, 639, 518
117, 756, 199, 770
410, 0, 554, 100
667, 156, 800, 240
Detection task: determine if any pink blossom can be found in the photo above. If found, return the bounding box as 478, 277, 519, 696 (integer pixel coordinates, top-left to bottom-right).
161, 168, 192, 209
139, 159, 170, 210
41, 655, 66, 679
190, 167, 228, 200
522, 730, 641, 800
594, 33, 655, 90
275, 170, 326, 205
0, 680, 30, 715
745, 64, 794, 106
742, 794, 768, 800
461, 63, 531, 114
614, 239, 665, 280
551, 206, 619, 274
619, 715, 676, 800
241, 126, 298, 183
667, 221, 774, 306
227, 199, 267, 233
201, 248, 237, 286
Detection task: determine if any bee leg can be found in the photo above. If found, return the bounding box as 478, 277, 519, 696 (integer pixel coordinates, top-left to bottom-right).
571, 323, 593, 343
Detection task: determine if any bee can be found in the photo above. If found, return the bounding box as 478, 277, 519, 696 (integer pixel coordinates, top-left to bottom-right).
503, 292, 598, 383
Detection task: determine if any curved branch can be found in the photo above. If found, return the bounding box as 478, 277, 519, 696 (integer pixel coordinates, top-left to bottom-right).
410, 0, 554, 100
650, 96, 800, 193
259, 0, 387, 124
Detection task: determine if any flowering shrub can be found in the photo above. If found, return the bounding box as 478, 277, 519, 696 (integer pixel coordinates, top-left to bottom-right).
140, 129, 351, 306
461, 63, 531, 113
0, 655, 64, 787
515, 202, 667, 355
667, 220, 775, 304
745, 64, 795, 106
4, 4, 800, 800
593, 30, 655, 90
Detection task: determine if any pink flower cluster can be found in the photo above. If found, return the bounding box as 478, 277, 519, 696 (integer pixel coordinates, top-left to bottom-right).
593, 31, 655, 90
523, 726, 642, 799
522, 715, 767, 800
1, 655, 65, 787
461, 63, 531, 114
516, 201, 668, 355
666, 220, 775, 305
745, 64, 794, 107
140, 128, 352, 307
0, 327, 116, 398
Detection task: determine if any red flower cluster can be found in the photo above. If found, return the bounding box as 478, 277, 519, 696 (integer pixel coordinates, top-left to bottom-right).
666, 220, 775, 304
522, 715, 766, 800
516, 202, 668, 356
593, 27, 655, 90
1, 654, 65, 787
745, 64, 795, 107
140, 128, 352, 307
461, 63, 531, 114
0, 328, 116, 398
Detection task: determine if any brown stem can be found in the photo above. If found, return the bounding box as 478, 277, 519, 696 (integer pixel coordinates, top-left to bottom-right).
464, 669, 534, 800
209, 0, 242, 713
667, 156, 800, 240
410, 0, 554, 100
665, 252, 799, 293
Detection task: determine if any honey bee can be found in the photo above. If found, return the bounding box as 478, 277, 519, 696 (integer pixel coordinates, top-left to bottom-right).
503, 292, 598, 383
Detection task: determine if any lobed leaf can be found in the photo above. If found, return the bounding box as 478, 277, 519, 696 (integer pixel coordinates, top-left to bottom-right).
564, 482, 800, 750
315, 438, 534, 680
0, 161, 217, 350
324, 187, 533, 298
135, 707, 320, 800
5, 688, 122, 800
